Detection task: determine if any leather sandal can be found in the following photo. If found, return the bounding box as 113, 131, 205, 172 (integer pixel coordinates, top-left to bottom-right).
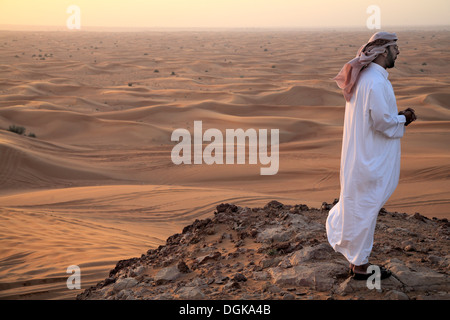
352, 264, 392, 281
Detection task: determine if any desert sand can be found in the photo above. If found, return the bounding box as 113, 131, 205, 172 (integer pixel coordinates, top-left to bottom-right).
0, 28, 449, 299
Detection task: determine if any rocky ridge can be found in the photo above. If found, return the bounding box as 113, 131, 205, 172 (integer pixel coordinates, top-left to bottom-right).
77, 201, 450, 300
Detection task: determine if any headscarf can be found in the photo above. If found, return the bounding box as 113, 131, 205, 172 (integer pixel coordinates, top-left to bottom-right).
334, 31, 398, 102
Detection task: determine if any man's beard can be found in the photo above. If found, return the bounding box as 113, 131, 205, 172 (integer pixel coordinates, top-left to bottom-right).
386, 49, 396, 68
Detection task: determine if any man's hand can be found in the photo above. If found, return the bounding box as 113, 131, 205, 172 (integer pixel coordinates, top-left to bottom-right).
399, 107, 417, 126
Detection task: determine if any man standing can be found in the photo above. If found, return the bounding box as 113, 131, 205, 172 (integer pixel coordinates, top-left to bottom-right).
326, 32, 417, 280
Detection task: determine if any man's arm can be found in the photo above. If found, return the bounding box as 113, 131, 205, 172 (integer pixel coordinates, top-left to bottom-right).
368, 83, 406, 139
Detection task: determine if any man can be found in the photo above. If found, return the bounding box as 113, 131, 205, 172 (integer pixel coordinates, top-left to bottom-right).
326, 31, 417, 280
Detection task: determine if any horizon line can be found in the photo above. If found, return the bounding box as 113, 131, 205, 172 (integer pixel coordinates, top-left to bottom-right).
1, 24, 450, 33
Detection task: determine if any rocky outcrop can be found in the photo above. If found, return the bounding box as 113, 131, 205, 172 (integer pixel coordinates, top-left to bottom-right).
77, 201, 450, 300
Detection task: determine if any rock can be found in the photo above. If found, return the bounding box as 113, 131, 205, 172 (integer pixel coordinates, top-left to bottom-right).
314, 277, 335, 292
223, 281, 241, 291
98, 285, 115, 299
214, 276, 230, 284
216, 203, 238, 213
288, 214, 325, 233
385, 258, 450, 291
103, 277, 115, 287
387, 227, 409, 235
260, 256, 282, 269
232, 273, 247, 282
130, 266, 145, 277
401, 240, 414, 247
385, 290, 409, 300
413, 212, 428, 222
268, 265, 315, 287
282, 292, 296, 300
153, 292, 174, 300
154, 266, 182, 284
337, 267, 404, 296
113, 278, 138, 292
278, 259, 292, 269
117, 289, 135, 300
263, 283, 282, 294
221, 233, 233, 240
256, 226, 293, 243
265, 200, 284, 209
196, 251, 221, 264
289, 244, 334, 264
415, 292, 450, 300
177, 260, 190, 273
321, 202, 333, 211
253, 271, 271, 281
427, 255, 443, 264
269, 261, 348, 292
337, 277, 367, 295
234, 240, 245, 247
187, 277, 207, 287
177, 286, 205, 300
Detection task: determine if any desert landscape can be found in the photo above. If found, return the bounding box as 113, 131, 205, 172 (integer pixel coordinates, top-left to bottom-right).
0, 28, 449, 299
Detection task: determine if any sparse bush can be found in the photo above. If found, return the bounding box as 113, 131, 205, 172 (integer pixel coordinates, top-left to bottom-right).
28, 133, 36, 138
8, 124, 26, 135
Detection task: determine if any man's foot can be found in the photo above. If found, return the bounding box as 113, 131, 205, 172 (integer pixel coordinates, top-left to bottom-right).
351, 263, 392, 280
348, 263, 355, 275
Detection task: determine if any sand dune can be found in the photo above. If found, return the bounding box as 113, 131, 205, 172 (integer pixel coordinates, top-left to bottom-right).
0, 185, 299, 299
424, 92, 450, 110
232, 85, 343, 106
0, 29, 449, 299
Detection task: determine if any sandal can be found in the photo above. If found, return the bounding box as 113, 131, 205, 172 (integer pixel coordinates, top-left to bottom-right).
348, 263, 354, 275
352, 264, 392, 281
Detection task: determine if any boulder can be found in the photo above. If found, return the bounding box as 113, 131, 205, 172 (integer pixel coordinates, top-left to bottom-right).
289, 244, 334, 265
268, 265, 315, 288
256, 226, 293, 243
154, 266, 182, 284
177, 286, 205, 300
385, 258, 450, 291
113, 277, 138, 292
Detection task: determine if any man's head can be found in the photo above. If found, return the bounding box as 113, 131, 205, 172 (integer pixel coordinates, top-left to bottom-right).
385, 44, 400, 68
334, 31, 399, 101
366, 32, 400, 69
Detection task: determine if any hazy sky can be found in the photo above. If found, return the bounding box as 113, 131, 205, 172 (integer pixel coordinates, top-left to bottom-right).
0, 0, 449, 29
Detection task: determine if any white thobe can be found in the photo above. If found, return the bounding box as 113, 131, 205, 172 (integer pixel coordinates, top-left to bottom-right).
326, 62, 406, 266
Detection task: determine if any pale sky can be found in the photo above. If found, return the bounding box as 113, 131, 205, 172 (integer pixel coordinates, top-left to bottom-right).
0, 0, 449, 29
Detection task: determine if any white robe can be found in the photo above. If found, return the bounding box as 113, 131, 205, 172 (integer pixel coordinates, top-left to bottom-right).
326, 62, 406, 266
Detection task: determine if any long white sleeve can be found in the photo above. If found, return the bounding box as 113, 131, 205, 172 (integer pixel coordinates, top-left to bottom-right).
368, 82, 405, 139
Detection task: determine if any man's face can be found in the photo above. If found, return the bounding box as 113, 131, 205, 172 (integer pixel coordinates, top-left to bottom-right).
386, 44, 400, 68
